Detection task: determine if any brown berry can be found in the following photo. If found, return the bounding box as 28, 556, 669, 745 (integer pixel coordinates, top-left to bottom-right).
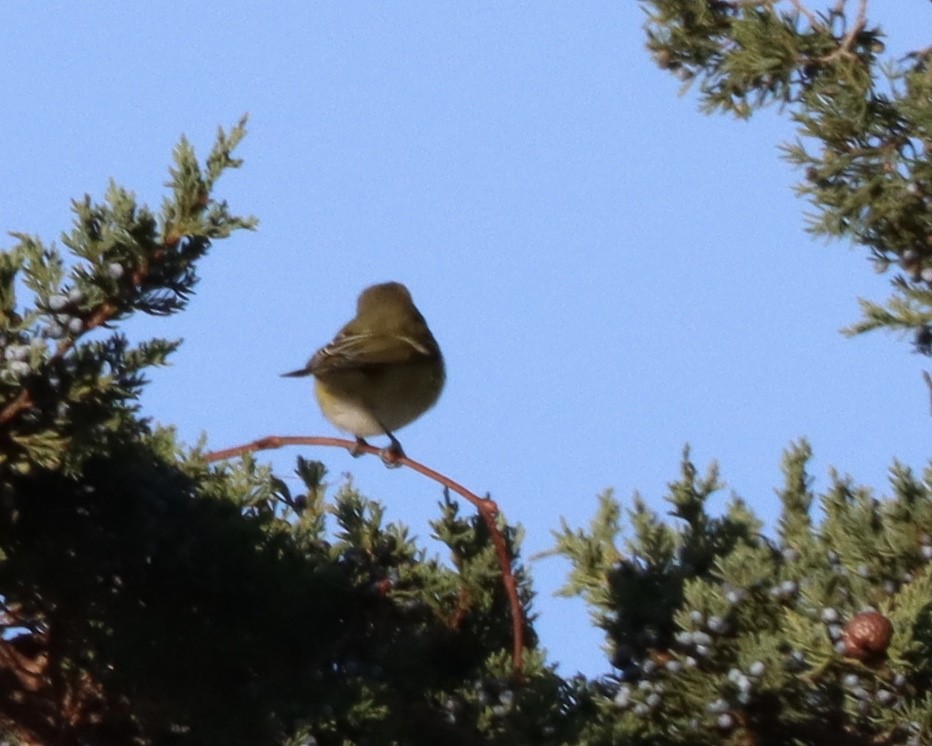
841, 611, 893, 661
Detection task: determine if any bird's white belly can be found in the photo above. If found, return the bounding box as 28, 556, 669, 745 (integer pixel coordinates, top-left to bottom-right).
315, 390, 384, 437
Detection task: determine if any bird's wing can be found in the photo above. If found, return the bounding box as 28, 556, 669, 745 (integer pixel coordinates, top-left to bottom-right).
308, 331, 433, 374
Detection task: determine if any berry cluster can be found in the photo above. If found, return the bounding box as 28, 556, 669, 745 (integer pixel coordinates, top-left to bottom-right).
613, 676, 665, 719
768, 578, 799, 602
1, 335, 44, 380
611, 604, 746, 729
840, 669, 907, 718
919, 533, 932, 562
727, 661, 766, 706
43, 286, 88, 340
472, 677, 517, 720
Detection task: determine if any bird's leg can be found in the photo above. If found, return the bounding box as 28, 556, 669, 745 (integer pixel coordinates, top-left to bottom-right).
379, 430, 405, 468
351, 437, 370, 458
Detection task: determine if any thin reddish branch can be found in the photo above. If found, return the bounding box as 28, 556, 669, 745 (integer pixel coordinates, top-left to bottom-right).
204, 435, 526, 674
0, 389, 31, 426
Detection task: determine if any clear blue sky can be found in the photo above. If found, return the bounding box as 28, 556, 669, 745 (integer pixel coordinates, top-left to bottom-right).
1, 3, 929, 677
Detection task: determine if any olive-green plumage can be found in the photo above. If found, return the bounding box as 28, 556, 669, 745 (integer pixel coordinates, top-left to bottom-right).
283, 282, 445, 452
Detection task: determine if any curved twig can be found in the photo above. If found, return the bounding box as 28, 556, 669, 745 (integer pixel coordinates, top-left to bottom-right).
204, 435, 525, 675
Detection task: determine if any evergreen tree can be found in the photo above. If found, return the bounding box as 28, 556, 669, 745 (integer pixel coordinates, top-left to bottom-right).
552, 445, 932, 744
640, 0, 931, 357
0, 2, 929, 744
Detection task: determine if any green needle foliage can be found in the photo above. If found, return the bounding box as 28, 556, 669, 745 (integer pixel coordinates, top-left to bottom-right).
553, 443, 932, 745
641, 0, 932, 353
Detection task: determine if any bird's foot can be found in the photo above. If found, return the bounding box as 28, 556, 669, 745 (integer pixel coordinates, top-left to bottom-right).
351, 437, 370, 458
379, 435, 405, 468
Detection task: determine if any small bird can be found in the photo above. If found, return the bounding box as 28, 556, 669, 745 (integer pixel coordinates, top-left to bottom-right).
282, 282, 445, 461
